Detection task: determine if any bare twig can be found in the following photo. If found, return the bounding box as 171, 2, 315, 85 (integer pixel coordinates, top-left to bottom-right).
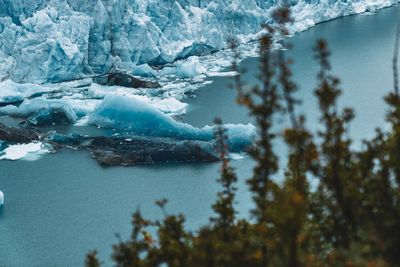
393, 23, 400, 96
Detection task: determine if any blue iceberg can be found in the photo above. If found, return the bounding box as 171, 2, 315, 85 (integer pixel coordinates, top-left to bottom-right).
89, 95, 256, 150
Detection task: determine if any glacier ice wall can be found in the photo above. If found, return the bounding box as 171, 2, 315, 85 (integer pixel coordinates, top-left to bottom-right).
0, 0, 398, 83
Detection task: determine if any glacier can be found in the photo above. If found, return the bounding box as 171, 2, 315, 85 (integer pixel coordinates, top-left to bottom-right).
0, 0, 399, 84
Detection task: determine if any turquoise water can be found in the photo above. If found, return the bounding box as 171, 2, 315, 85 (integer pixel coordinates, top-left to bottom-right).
1, 6, 399, 266
0, 150, 254, 266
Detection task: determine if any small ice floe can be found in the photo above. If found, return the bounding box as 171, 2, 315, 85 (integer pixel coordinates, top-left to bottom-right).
74, 115, 90, 126
0, 190, 4, 206
160, 56, 206, 78
230, 153, 244, 160
207, 71, 239, 77
132, 64, 157, 77
0, 142, 50, 161
0, 80, 55, 105
360, 11, 376, 16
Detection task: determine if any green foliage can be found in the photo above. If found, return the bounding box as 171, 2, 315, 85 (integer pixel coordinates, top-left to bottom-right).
85, 6, 400, 267
85, 250, 101, 267
211, 118, 238, 232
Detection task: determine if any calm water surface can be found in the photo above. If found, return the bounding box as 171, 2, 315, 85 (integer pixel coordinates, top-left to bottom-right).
0, 6, 399, 266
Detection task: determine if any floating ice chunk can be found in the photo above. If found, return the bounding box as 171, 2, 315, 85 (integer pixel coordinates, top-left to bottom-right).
0, 79, 100, 122
87, 83, 187, 116
207, 71, 239, 77
151, 98, 187, 115
0, 80, 55, 104
0, 190, 3, 206
89, 95, 255, 150
0, 142, 50, 161
161, 56, 207, 78
230, 153, 244, 160
0, 97, 78, 124
88, 95, 195, 138
74, 115, 90, 126
61, 99, 99, 118
87, 83, 140, 98
132, 64, 157, 77
27, 107, 74, 126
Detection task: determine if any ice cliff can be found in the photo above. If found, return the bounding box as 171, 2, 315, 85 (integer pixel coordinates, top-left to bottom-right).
0, 0, 398, 84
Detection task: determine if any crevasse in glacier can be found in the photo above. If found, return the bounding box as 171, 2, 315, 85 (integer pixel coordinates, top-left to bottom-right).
0, 0, 398, 84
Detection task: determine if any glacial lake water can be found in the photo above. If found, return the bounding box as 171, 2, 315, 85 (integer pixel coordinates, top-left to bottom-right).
1, 5, 399, 266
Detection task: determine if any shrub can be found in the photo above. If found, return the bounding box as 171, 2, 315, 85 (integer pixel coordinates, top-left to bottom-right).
86, 6, 400, 267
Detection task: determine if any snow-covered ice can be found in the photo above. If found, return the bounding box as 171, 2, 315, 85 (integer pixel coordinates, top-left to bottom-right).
230, 153, 245, 160
0, 142, 51, 161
